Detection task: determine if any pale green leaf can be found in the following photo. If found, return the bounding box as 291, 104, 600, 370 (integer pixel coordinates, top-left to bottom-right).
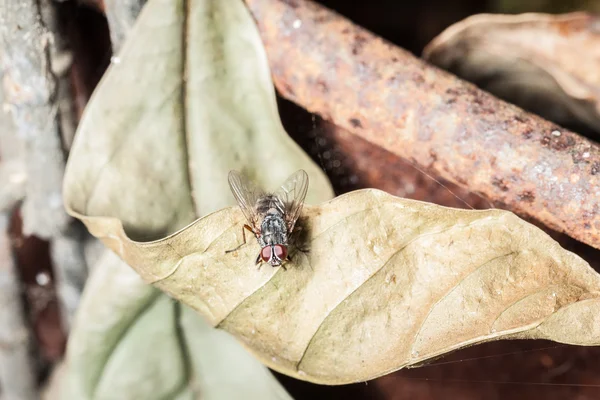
62, 250, 292, 400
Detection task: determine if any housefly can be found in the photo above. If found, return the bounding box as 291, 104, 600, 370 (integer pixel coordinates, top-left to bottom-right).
226, 169, 309, 268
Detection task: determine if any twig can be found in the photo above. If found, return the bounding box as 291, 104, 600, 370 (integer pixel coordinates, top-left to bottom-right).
245, 0, 600, 250
0, 212, 38, 400
104, 0, 147, 53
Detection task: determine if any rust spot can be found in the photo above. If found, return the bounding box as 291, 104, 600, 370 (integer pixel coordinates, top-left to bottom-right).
352, 34, 368, 55
391, 56, 398, 62
316, 79, 329, 93
413, 73, 425, 84
444, 88, 460, 104
514, 114, 527, 123
591, 162, 600, 175
429, 150, 438, 163
518, 191, 536, 203
492, 177, 509, 192
522, 129, 533, 139
573, 152, 591, 164
390, 274, 396, 284
282, 0, 299, 8
469, 92, 495, 114
540, 136, 551, 146
282, 83, 295, 97
349, 118, 362, 128
553, 135, 576, 151
541, 132, 576, 151
582, 210, 594, 221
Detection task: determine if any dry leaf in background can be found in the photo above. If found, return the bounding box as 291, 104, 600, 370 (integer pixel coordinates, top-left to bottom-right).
62, 0, 600, 388
423, 13, 600, 136
491, 0, 600, 15
62, 250, 292, 400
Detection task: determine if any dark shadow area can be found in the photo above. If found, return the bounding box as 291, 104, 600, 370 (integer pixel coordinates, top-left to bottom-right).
315, 0, 487, 55
273, 370, 384, 400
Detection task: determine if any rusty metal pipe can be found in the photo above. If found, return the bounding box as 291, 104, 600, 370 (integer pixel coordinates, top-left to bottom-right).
245, 0, 600, 250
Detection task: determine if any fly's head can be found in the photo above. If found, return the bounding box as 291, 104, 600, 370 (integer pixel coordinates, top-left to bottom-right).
260, 244, 288, 267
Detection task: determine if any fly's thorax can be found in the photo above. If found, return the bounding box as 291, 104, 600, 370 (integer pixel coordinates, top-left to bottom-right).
259, 214, 288, 246
256, 195, 285, 216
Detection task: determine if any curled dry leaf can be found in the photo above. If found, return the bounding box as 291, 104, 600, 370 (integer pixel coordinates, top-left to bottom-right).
62, 0, 333, 243
62, 250, 292, 399
66, 189, 600, 385
423, 12, 600, 135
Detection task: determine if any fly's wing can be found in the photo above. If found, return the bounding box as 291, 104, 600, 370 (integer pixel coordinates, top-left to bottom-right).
273, 169, 309, 232
228, 170, 266, 230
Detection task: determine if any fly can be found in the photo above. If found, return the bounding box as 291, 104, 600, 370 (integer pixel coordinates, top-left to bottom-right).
226, 169, 309, 268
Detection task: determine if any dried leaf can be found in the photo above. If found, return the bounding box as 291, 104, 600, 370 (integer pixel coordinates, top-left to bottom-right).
66, 190, 600, 385
62, 250, 292, 399
491, 0, 600, 15
62, 0, 333, 242
423, 13, 600, 135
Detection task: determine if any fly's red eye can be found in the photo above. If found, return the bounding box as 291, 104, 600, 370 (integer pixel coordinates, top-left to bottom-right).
273, 245, 287, 260
260, 246, 272, 262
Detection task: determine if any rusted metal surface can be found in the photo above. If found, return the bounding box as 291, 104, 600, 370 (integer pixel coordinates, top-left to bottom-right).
278, 97, 490, 209
245, 0, 600, 250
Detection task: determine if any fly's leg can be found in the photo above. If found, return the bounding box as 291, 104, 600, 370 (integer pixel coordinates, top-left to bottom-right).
226, 224, 255, 253
255, 254, 264, 270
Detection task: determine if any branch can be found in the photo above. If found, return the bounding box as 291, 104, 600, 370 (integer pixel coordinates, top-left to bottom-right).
245, 0, 600, 250
0, 212, 38, 400
0, 0, 70, 239
0, 0, 88, 334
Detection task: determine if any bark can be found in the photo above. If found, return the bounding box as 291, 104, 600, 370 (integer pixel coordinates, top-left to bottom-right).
0, 74, 26, 214
0, 213, 38, 400
245, 0, 600, 250
0, 0, 87, 334
0, 0, 70, 239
